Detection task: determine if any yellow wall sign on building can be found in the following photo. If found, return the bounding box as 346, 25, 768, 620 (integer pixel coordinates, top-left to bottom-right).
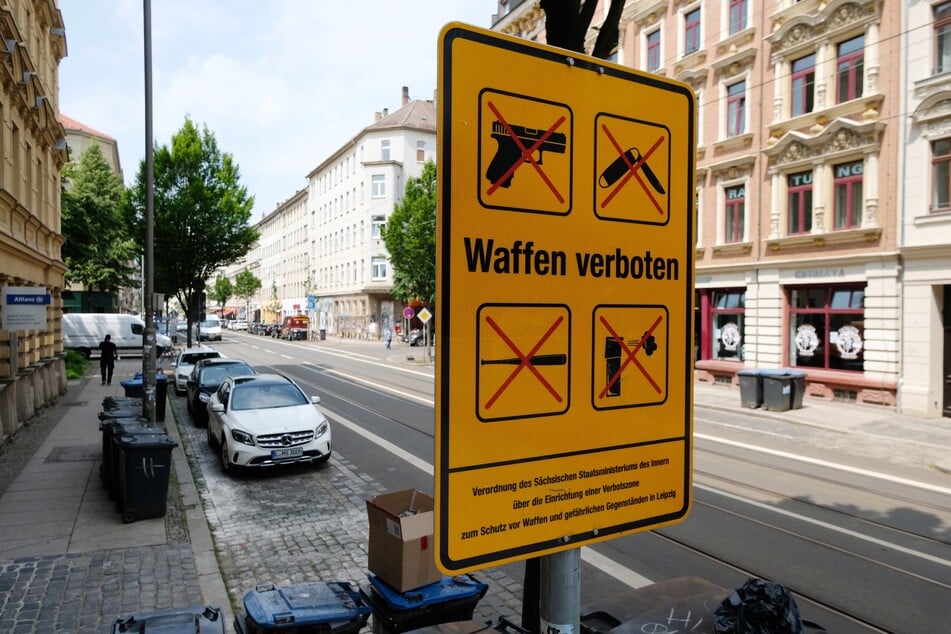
435, 23, 696, 574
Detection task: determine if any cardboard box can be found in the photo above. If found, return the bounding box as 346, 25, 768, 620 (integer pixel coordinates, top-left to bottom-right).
366, 489, 442, 592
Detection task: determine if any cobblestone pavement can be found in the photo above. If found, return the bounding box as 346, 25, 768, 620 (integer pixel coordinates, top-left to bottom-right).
171, 397, 526, 624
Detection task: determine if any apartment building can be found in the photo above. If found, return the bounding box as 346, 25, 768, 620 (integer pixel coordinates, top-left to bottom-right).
0, 0, 69, 439
901, 1, 951, 418
492, 1, 906, 408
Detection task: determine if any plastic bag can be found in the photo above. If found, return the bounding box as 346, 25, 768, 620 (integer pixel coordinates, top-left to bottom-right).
714, 578, 803, 634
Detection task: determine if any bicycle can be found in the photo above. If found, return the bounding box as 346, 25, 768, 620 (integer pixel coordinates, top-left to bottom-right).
159, 345, 181, 363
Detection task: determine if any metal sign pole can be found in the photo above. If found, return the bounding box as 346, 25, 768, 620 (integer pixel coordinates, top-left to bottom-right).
142, 0, 156, 423
540, 549, 580, 634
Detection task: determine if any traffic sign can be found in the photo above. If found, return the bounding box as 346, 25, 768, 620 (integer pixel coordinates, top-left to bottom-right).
403, 306, 416, 320
418, 307, 433, 324
436, 23, 695, 573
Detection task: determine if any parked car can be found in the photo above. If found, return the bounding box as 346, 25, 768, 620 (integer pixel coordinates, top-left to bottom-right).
206, 374, 331, 474
407, 327, 434, 346
172, 346, 222, 395
230, 319, 249, 331
185, 358, 256, 426
262, 322, 281, 337
62, 313, 173, 359
194, 316, 223, 342
280, 315, 309, 340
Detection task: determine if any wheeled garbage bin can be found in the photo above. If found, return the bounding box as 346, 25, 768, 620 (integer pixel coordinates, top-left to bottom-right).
235, 581, 372, 634
98, 417, 150, 496
115, 429, 177, 522
760, 369, 795, 412
119, 372, 168, 421
736, 369, 763, 408
360, 574, 488, 634
112, 605, 225, 633
787, 370, 807, 409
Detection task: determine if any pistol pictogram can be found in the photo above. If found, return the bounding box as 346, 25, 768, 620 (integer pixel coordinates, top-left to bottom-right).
599, 147, 665, 195
486, 121, 567, 189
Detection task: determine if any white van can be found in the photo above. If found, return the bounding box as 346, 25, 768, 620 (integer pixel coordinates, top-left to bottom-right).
194, 315, 223, 342
62, 313, 173, 358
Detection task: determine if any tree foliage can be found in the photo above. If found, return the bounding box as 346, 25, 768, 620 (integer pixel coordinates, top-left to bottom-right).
126, 117, 258, 343
383, 160, 436, 305
234, 268, 262, 316
211, 275, 233, 310
61, 143, 139, 292
540, 0, 625, 59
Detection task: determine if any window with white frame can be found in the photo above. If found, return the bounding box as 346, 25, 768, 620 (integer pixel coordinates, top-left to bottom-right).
372, 215, 385, 239
371, 174, 385, 198
381, 139, 390, 161
371, 257, 387, 280
936, 2, 951, 74
417, 141, 425, 162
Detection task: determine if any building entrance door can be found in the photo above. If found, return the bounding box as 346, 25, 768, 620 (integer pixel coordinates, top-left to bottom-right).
944, 286, 951, 418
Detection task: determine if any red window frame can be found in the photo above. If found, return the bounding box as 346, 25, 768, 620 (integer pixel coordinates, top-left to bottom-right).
932, 138, 951, 211
836, 36, 864, 103
791, 54, 816, 117
729, 0, 747, 36
787, 171, 813, 235
695, 288, 746, 362
724, 185, 745, 243
788, 285, 865, 372
727, 80, 746, 137
684, 8, 701, 54
833, 161, 863, 229
647, 29, 661, 71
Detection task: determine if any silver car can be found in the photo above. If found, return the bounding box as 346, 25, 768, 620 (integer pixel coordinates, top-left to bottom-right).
172, 346, 221, 395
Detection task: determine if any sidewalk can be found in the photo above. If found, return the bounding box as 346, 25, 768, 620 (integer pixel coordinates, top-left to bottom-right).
0, 352, 949, 632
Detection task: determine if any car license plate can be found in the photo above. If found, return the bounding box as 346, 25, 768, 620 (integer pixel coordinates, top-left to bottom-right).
271, 447, 303, 459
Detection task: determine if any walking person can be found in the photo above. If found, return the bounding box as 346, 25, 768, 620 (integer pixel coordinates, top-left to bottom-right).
98, 333, 118, 386
384, 327, 393, 349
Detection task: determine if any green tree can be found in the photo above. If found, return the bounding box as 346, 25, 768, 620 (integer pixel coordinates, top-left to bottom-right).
234, 268, 262, 320
266, 282, 281, 318
211, 275, 233, 312
61, 143, 139, 292
383, 160, 436, 305
127, 117, 258, 346
539, 0, 625, 59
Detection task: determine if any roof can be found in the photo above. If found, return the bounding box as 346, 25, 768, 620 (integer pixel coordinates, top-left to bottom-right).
366, 99, 436, 133
59, 114, 116, 141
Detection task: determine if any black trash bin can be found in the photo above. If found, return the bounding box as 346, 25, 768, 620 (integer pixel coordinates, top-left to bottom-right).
98, 417, 151, 496
112, 605, 225, 633
736, 369, 763, 408
787, 370, 807, 409
236, 581, 372, 634
320, 328, 327, 341
120, 372, 168, 421
115, 429, 177, 522
360, 574, 488, 634
760, 369, 794, 412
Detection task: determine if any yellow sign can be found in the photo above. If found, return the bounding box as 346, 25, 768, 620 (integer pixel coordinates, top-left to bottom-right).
436, 23, 696, 573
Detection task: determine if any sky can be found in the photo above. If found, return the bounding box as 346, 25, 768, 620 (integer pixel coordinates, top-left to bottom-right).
58, 1, 493, 220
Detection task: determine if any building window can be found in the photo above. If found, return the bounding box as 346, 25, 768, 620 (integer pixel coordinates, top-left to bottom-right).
790, 53, 816, 117
684, 8, 701, 55
726, 80, 746, 137
932, 139, 951, 210
833, 161, 863, 229
937, 2, 951, 74
417, 141, 425, 162
787, 171, 813, 235
371, 257, 387, 280
371, 174, 385, 198
372, 215, 385, 239
646, 29, 661, 71
836, 36, 864, 103
712, 289, 745, 361
381, 140, 390, 161
789, 285, 865, 372
724, 185, 745, 243
729, 0, 747, 36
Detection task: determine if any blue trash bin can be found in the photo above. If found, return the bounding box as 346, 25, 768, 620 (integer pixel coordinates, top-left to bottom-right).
361, 574, 488, 634
237, 581, 372, 634
120, 372, 168, 421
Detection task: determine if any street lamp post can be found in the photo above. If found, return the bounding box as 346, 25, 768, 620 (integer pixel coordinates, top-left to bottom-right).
141, 0, 157, 422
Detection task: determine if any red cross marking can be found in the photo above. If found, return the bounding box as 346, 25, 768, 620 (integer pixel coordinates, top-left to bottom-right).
598, 314, 664, 400
484, 314, 565, 410
486, 101, 566, 203
599, 126, 665, 215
